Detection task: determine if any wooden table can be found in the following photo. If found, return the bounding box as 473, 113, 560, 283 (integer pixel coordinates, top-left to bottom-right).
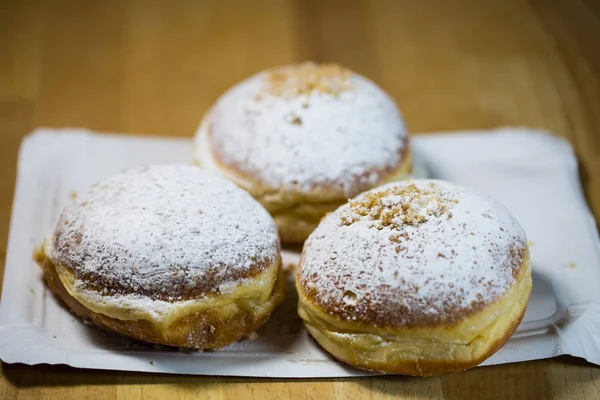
1, 0, 599, 399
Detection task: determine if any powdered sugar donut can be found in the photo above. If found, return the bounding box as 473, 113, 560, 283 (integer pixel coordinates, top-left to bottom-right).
34, 165, 283, 349
296, 179, 532, 375
194, 62, 411, 244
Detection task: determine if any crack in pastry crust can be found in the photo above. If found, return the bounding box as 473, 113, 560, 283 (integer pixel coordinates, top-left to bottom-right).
35, 247, 284, 349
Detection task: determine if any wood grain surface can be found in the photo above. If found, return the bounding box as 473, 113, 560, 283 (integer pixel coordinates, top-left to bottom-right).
1, 0, 599, 399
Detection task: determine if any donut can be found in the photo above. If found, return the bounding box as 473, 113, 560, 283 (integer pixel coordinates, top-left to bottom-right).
296, 179, 532, 375
194, 62, 411, 244
34, 165, 284, 349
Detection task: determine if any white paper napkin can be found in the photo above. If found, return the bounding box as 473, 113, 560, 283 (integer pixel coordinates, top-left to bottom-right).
0, 127, 598, 376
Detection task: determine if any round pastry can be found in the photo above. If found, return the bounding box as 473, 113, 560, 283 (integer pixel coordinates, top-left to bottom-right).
296, 179, 532, 375
34, 165, 284, 349
194, 62, 411, 244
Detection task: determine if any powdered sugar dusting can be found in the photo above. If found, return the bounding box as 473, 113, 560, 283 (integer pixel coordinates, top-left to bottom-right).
47, 165, 280, 301
194, 63, 408, 195
298, 179, 528, 327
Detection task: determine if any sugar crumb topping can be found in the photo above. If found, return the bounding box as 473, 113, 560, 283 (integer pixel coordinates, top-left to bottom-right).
341, 183, 458, 229
262, 62, 354, 98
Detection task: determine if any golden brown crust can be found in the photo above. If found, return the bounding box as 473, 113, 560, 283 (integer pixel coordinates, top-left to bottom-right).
34, 248, 285, 349
47, 165, 281, 302
51, 220, 277, 302
304, 302, 527, 376
205, 140, 413, 244
55, 249, 274, 303
194, 63, 410, 245
298, 243, 528, 328
208, 127, 412, 201
297, 254, 532, 375
296, 179, 531, 328
54, 235, 275, 302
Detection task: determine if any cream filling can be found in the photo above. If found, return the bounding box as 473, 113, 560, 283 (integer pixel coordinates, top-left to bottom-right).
44, 238, 280, 330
